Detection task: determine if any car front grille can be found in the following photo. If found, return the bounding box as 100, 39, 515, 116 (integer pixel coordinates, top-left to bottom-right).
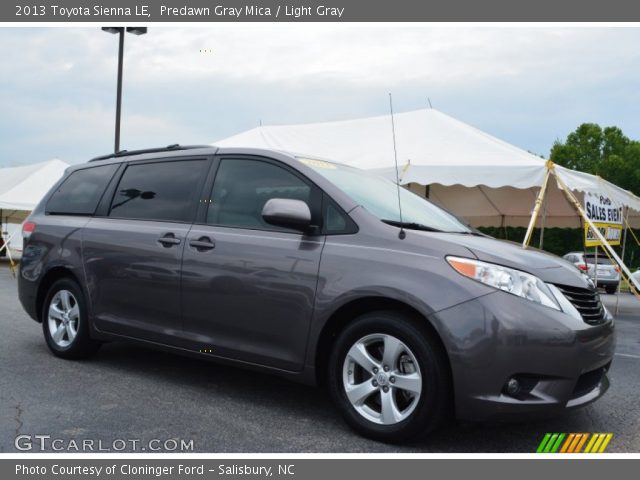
555, 284, 606, 325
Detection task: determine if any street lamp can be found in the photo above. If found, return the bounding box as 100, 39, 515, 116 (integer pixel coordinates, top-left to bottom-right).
102, 27, 148, 153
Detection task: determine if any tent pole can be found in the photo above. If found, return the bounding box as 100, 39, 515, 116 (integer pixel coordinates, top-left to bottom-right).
594, 247, 599, 287
5, 239, 16, 277
616, 207, 629, 315
0, 230, 18, 277
0, 208, 4, 260
0, 230, 17, 255
522, 162, 552, 249
398, 160, 411, 184
539, 193, 547, 250
553, 169, 640, 292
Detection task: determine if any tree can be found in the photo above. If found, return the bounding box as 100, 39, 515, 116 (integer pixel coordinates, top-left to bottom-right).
550, 123, 640, 196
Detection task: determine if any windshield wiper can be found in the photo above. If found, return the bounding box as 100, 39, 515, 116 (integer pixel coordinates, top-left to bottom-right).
455, 230, 486, 237
381, 219, 444, 232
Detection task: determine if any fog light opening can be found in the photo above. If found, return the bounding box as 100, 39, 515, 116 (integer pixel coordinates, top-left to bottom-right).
506, 377, 520, 396
502, 375, 540, 400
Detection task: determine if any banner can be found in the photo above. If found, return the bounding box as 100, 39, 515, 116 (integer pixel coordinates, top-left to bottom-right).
584, 192, 623, 247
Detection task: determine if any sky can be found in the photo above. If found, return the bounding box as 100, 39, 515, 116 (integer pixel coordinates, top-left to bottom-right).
1, 25, 640, 166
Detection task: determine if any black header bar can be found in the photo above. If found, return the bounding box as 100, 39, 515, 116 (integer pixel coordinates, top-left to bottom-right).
4, 0, 640, 22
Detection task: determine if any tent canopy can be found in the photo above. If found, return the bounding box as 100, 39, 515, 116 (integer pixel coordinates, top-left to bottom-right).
0, 159, 69, 223
215, 109, 640, 228
216, 108, 547, 189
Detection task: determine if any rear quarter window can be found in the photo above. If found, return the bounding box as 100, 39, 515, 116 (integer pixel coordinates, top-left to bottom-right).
109, 159, 208, 223
46, 164, 118, 215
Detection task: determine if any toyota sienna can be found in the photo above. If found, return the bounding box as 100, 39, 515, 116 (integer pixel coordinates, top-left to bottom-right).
18, 145, 615, 442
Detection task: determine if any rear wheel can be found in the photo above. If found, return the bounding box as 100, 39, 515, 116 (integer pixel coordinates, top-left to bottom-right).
42, 278, 101, 359
327, 311, 450, 442
605, 285, 617, 294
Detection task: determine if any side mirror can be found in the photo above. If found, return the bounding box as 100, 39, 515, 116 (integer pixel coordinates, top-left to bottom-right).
262, 198, 312, 232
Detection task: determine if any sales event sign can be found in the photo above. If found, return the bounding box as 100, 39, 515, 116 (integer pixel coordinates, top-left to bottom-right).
584, 192, 623, 247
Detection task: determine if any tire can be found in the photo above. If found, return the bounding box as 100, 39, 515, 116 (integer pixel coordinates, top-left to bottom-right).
327, 310, 450, 443
42, 278, 101, 359
605, 285, 617, 295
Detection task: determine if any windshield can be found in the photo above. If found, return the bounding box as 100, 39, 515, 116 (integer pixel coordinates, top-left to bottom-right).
299, 158, 470, 233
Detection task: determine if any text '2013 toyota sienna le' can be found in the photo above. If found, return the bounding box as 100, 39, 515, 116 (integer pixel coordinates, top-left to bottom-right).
18, 145, 615, 442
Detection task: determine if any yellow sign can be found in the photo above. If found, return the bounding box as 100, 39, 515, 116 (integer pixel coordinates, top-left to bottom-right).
584, 192, 623, 247
584, 222, 622, 247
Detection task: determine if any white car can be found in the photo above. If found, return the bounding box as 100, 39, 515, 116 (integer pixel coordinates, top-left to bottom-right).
563, 251, 620, 294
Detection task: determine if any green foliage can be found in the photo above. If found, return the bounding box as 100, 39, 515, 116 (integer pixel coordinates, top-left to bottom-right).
531, 123, 640, 265
550, 123, 640, 196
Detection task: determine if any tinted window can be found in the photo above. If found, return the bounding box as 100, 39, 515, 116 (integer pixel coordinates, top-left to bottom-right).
322, 194, 355, 234
325, 203, 347, 232
46, 164, 118, 215
207, 159, 311, 232
584, 255, 613, 265
110, 160, 207, 222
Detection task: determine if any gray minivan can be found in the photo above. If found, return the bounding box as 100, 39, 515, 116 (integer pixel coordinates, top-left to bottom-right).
18, 145, 615, 442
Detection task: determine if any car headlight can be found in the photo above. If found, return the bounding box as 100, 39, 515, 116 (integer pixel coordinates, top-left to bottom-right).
446, 256, 561, 311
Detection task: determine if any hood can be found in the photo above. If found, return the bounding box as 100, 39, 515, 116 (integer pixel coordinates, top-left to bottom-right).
425, 232, 592, 289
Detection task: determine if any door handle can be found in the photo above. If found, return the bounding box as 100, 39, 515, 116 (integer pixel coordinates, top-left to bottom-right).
158, 234, 181, 247
189, 237, 215, 251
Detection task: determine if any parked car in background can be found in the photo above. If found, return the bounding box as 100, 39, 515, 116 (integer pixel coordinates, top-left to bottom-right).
563, 251, 620, 294
18, 146, 615, 442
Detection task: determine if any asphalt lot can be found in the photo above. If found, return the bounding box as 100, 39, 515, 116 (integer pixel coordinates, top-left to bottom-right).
1, 260, 639, 453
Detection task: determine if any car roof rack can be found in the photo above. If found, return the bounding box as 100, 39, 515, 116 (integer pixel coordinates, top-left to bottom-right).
89, 144, 213, 162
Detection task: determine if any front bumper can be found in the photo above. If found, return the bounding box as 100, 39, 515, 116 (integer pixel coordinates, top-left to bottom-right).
431, 290, 615, 421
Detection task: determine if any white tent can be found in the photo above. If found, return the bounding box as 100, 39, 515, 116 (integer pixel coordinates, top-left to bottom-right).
215, 109, 640, 228
0, 159, 69, 223
1, 159, 69, 257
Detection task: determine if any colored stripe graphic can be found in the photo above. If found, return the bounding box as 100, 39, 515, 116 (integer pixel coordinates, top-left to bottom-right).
536, 433, 552, 453
574, 433, 589, 453
560, 433, 575, 453
536, 433, 565, 453
549, 433, 565, 453
543, 433, 559, 453
591, 434, 606, 453
597, 434, 613, 453
584, 433, 599, 453
537, 433, 612, 453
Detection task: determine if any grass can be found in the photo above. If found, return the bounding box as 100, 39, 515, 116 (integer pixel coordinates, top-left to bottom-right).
619, 276, 640, 296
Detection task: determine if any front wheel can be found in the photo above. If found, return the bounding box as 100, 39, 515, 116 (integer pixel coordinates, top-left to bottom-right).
42, 278, 101, 359
327, 311, 450, 442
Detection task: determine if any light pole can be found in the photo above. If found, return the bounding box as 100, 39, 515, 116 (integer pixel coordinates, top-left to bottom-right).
102, 27, 147, 153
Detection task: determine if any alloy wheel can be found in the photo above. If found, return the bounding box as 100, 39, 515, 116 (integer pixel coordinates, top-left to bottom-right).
342, 333, 422, 425
47, 290, 79, 348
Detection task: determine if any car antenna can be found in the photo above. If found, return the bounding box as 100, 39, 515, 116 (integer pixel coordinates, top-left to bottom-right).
389, 93, 406, 240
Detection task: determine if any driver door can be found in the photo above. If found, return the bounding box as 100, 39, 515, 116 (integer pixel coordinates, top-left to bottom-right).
180, 156, 325, 371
